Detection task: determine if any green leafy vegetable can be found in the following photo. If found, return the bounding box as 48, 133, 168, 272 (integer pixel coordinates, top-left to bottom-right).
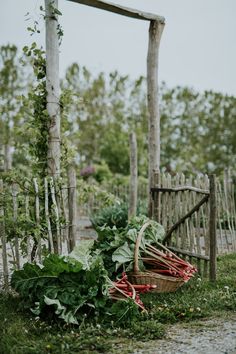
112, 242, 134, 270
11, 244, 110, 325
93, 215, 165, 276
69, 240, 94, 270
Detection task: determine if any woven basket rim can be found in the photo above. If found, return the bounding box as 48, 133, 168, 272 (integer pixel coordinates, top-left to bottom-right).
127, 270, 185, 284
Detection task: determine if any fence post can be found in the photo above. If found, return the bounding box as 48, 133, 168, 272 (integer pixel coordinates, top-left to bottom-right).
68, 166, 77, 252
149, 170, 160, 220
129, 132, 138, 220
209, 174, 217, 281
12, 182, 20, 269
33, 178, 41, 261
44, 178, 54, 253
0, 180, 9, 289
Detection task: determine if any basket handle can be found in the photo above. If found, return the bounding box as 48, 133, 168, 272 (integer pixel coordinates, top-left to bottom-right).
133, 221, 152, 273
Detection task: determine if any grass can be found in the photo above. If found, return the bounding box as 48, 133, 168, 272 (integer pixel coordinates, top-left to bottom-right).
0, 253, 236, 354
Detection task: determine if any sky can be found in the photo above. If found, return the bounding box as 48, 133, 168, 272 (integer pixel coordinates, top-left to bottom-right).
1, 0, 236, 96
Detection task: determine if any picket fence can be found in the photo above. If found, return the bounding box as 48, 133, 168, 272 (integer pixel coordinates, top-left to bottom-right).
0, 170, 236, 287
79, 172, 236, 258
150, 171, 236, 257
0, 169, 77, 289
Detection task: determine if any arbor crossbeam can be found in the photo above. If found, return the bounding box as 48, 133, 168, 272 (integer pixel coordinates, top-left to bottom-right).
67, 0, 165, 23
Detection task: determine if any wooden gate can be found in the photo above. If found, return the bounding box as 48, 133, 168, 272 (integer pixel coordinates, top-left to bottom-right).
150, 172, 217, 281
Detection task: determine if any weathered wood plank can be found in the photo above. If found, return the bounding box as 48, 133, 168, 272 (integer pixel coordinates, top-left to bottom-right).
151, 186, 209, 195
67, 0, 165, 22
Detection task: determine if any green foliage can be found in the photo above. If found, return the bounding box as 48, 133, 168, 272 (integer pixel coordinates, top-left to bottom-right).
20, 39, 48, 176
91, 202, 128, 229
92, 215, 165, 277
77, 178, 118, 210
160, 83, 236, 174
61, 65, 148, 176
2, 254, 236, 353
0, 293, 165, 353
94, 161, 112, 183
0, 44, 30, 171
11, 243, 110, 325
62, 65, 236, 175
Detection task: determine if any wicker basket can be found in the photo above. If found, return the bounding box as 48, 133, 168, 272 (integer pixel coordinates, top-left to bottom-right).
127, 221, 185, 293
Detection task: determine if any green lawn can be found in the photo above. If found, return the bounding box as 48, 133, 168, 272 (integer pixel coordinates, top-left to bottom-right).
0, 254, 236, 354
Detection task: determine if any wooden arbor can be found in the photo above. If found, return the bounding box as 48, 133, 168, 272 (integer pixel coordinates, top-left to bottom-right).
67, 0, 165, 201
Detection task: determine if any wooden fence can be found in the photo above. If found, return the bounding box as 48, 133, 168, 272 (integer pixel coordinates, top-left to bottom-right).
149, 171, 236, 279
150, 171, 236, 256
1, 170, 235, 287
0, 171, 77, 289
77, 182, 148, 216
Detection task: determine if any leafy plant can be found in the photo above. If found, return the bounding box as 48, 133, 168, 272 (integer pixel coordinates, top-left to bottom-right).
11, 241, 110, 325
93, 215, 165, 278
91, 202, 128, 229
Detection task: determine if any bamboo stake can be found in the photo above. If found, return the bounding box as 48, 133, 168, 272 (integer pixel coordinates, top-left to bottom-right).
50, 177, 61, 254
33, 178, 41, 261
129, 132, 138, 220
12, 182, 20, 269
25, 182, 31, 262
0, 180, 9, 289
44, 178, 54, 253
61, 185, 69, 248
67, 166, 77, 252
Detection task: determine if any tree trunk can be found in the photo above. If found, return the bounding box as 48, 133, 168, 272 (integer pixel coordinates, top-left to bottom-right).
147, 20, 164, 207
45, 0, 60, 178
129, 132, 138, 219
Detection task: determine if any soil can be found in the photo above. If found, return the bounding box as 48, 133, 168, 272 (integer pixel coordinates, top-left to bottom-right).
134, 314, 236, 354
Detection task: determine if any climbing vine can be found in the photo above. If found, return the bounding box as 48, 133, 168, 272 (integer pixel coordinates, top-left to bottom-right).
21, 3, 65, 177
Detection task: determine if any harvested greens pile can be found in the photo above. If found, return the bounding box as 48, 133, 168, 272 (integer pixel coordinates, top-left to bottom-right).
94, 215, 196, 281
11, 215, 196, 325
93, 215, 166, 278
11, 241, 110, 325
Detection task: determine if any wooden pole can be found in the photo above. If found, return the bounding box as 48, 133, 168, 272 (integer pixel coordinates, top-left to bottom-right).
147, 20, 164, 206
33, 178, 41, 261
45, 0, 60, 178
151, 170, 161, 221
0, 180, 9, 289
25, 182, 31, 262
44, 178, 54, 253
68, 166, 77, 252
50, 177, 61, 254
12, 182, 20, 269
128, 132, 138, 220
209, 174, 217, 281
